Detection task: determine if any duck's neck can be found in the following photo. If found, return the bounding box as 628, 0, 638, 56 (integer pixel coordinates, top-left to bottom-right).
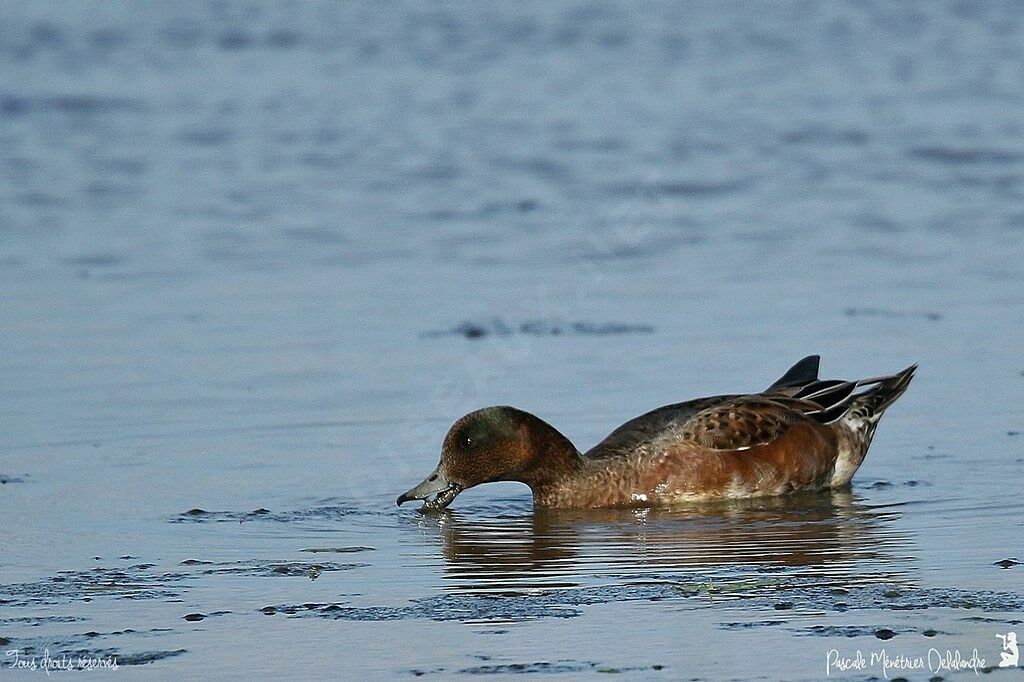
516, 416, 584, 495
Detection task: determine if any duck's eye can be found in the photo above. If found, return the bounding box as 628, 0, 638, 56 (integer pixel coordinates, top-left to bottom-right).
461, 436, 473, 449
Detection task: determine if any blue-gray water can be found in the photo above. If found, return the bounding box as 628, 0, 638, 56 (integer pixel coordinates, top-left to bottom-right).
1, 1, 1022, 679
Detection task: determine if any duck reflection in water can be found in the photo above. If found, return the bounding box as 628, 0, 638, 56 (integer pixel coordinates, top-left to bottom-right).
410, 491, 912, 594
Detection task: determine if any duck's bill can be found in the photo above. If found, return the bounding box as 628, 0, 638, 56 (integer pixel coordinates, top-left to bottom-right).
396, 464, 463, 512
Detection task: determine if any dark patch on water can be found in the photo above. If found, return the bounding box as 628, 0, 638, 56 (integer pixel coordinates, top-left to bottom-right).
83, 180, 143, 201
0, 565, 189, 607
865, 480, 928, 490
15, 191, 64, 207
6, 626, 187, 666
720, 620, 787, 629
459, 661, 592, 675
0, 95, 30, 117
264, 29, 303, 49
171, 502, 374, 523
63, 254, 126, 268
300, 546, 376, 554
610, 177, 750, 199
218, 29, 254, 51
422, 198, 541, 222
874, 628, 896, 640
181, 611, 227, 622
90, 269, 189, 284
270, 600, 582, 622
0, 90, 120, 118
489, 156, 570, 183
263, 582, 1024, 625
176, 127, 235, 147
47, 95, 143, 115
0, 474, 27, 484
552, 136, 625, 153
116, 649, 188, 666
87, 27, 131, 52
848, 213, 905, 233
411, 667, 444, 676
403, 162, 465, 183
409, 660, 664, 676
200, 560, 366, 577
283, 226, 345, 244
28, 21, 64, 47
298, 150, 355, 169
993, 558, 1019, 569
180, 559, 213, 566
908, 146, 1024, 165
0, 615, 87, 625
799, 625, 888, 638
422, 318, 654, 340
921, 628, 957, 637
960, 616, 1023, 625
458, 660, 664, 675
843, 307, 942, 321
88, 156, 149, 177
781, 126, 869, 146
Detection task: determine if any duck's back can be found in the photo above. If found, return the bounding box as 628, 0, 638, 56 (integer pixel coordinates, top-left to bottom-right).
583, 395, 740, 461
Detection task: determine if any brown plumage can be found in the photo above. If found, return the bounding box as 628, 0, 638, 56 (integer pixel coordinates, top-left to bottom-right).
397, 356, 916, 510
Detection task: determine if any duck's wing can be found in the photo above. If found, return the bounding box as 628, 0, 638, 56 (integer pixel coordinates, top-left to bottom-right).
678, 396, 824, 451
584, 362, 853, 459
683, 364, 917, 451
585, 394, 826, 458
586, 358, 915, 459
584, 395, 739, 459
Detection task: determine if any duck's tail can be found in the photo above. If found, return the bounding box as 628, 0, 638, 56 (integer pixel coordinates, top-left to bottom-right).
829, 363, 917, 487
845, 364, 917, 422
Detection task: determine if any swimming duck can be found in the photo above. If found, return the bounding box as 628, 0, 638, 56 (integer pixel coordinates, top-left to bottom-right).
397, 356, 915, 511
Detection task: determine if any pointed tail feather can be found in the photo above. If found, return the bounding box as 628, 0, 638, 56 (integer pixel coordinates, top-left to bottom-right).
846, 364, 917, 421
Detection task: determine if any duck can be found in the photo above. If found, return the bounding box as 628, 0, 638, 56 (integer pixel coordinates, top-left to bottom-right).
397, 356, 916, 511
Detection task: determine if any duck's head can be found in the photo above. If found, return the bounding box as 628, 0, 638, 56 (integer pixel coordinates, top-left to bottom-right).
396, 406, 578, 511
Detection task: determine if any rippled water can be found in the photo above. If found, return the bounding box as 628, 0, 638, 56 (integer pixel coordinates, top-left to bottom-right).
1, 1, 1023, 679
